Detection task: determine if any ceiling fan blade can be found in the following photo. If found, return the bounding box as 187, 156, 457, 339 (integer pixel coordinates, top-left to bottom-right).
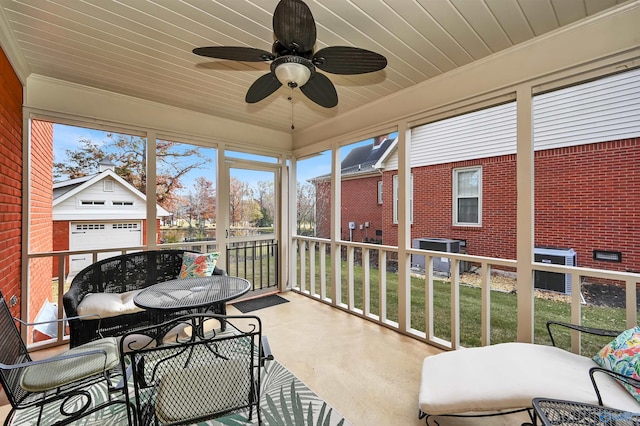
273, 0, 316, 54
313, 46, 387, 75
193, 46, 274, 62
245, 73, 283, 103
300, 73, 338, 108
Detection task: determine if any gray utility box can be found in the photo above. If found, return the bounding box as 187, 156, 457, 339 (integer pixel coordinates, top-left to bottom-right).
534, 247, 577, 294
412, 238, 461, 273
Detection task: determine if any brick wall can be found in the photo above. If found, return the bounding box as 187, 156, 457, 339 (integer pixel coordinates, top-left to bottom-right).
52, 221, 69, 274
382, 154, 518, 260
0, 47, 23, 318
534, 138, 639, 272
340, 175, 383, 242
29, 120, 54, 332
314, 175, 383, 242
378, 139, 639, 272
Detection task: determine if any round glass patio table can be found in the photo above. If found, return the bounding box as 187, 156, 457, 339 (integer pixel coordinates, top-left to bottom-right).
134, 275, 251, 313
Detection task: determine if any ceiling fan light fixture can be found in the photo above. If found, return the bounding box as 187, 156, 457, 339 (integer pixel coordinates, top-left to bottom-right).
194, 0, 386, 109
272, 56, 313, 88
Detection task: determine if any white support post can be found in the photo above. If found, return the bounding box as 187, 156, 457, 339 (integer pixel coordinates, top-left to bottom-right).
330, 146, 341, 305
397, 122, 410, 332
146, 132, 157, 250
516, 85, 535, 343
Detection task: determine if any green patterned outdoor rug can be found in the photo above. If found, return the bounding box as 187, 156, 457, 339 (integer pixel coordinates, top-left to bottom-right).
11, 360, 350, 425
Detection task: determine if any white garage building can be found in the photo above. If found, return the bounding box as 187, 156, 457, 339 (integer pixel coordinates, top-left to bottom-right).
53, 163, 170, 277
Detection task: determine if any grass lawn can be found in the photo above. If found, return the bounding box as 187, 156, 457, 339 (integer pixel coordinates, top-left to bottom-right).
302, 257, 627, 355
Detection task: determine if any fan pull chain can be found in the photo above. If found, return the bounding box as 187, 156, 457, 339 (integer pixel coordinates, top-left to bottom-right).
289, 93, 295, 130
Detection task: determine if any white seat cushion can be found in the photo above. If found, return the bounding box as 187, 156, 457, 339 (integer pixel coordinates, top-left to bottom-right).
419, 342, 640, 416
77, 290, 144, 319
21, 337, 119, 392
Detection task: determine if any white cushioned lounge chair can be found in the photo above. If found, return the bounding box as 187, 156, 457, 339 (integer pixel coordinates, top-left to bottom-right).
418, 321, 640, 425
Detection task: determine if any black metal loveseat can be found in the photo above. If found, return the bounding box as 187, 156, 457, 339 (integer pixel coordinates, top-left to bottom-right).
63, 249, 225, 347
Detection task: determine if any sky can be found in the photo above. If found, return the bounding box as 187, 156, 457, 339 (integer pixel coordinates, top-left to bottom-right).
52, 123, 395, 192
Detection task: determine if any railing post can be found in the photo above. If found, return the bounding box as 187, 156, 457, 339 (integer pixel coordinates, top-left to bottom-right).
379, 249, 387, 322
363, 247, 370, 316
480, 262, 491, 347
310, 241, 316, 296
320, 242, 327, 300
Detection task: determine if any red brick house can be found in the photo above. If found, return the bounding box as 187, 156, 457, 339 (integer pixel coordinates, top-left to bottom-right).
313, 135, 393, 242
314, 69, 640, 274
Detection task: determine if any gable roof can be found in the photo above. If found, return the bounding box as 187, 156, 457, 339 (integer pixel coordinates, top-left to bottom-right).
53, 169, 170, 217
341, 137, 394, 175
311, 137, 396, 182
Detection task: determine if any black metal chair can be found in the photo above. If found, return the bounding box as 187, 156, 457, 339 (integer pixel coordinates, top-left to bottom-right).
63, 249, 226, 347
119, 312, 273, 426
0, 291, 128, 425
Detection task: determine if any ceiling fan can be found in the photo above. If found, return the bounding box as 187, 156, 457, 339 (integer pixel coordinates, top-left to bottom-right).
192, 0, 387, 108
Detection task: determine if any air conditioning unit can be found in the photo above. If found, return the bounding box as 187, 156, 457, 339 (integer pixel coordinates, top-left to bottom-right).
412, 238, 461, 273
534, 247, 577, 294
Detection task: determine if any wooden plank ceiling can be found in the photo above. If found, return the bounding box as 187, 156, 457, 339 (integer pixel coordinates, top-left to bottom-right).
0, 0, 625, 133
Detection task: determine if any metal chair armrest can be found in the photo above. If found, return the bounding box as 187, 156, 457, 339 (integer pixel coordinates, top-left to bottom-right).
0, 348, 109, 371
13, 313, 101, 326
14, 313, 104, 340
546, 320, 621, 347
589, 366, 640, 406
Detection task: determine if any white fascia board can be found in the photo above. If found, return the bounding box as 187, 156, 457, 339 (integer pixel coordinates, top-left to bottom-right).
374, 137, 398, 170
157, 206, 171, 217
54, 213, 148, 221
53, 169, 168, 215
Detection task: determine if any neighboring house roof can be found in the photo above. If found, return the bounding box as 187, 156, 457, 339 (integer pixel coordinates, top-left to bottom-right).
53, 169, 170, 219
373, 138, 398, 170
53, 175, 94, 200
311, 137, 395, 182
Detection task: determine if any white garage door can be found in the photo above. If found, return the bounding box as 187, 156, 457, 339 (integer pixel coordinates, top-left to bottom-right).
69, 222, 142, 276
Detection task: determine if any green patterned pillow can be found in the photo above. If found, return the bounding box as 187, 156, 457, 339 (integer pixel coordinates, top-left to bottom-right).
593, 326, 640, 402
178, 252, 219, 279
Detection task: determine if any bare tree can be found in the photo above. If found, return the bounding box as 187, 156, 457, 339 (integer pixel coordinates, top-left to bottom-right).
229, 177, 252, 226
53, 138, 107, 180
296, 182, 317, 235
54, 134, 210, 209
242, 198, 263, 226
255, 180, 275, 227
186, 177, 216, 228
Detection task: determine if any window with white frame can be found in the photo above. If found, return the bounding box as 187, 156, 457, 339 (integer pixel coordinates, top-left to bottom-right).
453, 167, 481, 225
79, 200, 105, 206
377, 181, 383, 204
392, 174, 413, 224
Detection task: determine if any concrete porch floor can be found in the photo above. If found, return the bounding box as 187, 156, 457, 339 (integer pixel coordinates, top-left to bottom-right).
1, 291, 531, 425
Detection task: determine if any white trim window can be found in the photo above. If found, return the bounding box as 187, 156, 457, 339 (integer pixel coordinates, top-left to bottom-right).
453, 167, 481, 226
79, 200, 106, 206
392, 174, 413, 224
377, 181, 383, 204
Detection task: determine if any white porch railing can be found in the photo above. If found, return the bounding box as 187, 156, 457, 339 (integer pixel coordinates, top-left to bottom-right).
291, 236, 640, 354
24, 238, 640, 353
26, 242, 219, 349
